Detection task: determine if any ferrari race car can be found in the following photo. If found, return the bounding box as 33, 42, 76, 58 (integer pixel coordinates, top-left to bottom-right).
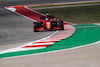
33, 14, 64, 32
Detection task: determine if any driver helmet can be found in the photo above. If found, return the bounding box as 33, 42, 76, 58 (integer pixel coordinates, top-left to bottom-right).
45, 18, 49, 21
46, 12, 49, 16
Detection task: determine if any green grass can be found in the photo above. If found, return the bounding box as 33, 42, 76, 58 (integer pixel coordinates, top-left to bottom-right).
1, 24, 100, 59
35, 5, 100, 25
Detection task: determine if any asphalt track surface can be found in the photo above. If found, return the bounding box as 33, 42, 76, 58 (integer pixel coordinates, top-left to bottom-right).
0, 0, 100, 67
0, 0, 100, 46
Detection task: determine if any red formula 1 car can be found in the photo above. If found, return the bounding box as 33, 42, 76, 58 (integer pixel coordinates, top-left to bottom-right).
33, 15, 64, 32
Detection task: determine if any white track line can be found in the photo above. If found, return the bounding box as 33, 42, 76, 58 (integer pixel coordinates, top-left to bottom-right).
2, 40, 100, 59
1, 1, 100, 59
0, 31, 59, 54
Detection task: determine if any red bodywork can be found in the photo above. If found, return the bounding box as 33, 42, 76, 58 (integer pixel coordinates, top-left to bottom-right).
34, 16, 64, 32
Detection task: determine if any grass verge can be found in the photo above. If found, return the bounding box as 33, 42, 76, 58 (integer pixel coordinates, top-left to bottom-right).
35, 5, 100, 25
29, 2, 100, 25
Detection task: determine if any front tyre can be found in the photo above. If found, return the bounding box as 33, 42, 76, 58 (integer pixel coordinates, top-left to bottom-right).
33, 22, 39, 32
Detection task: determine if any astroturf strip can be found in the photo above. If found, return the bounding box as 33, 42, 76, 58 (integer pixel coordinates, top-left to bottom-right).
35, 5, 100, 25
0, 24, 100, 59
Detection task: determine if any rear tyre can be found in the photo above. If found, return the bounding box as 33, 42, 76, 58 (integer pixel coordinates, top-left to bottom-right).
44, 25, 47, 30
50, 22, 53, 29
33, 22, 39, 32
58, 20, 64, 30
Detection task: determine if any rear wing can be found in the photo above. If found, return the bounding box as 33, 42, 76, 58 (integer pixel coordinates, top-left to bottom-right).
40, 16, 45, 19
40, 15, 55, 19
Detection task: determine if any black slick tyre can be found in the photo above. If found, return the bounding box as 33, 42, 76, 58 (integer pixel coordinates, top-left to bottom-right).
58, 20, 64, 30
33, 22, 39, 32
